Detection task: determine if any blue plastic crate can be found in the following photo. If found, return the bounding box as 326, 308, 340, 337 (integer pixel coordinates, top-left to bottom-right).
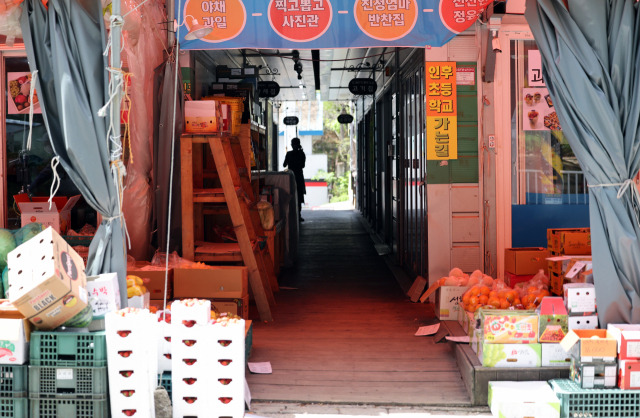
158, 372, 172, 399
551, 378, 640, 418
28, 366, 107, 399
0, 397, 27, 417
30, 331, 107, 367
29, 397, 108, 418
0, 365, 27, 395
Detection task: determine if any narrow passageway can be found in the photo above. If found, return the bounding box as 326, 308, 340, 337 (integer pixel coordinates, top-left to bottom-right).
247, 210, 470, 406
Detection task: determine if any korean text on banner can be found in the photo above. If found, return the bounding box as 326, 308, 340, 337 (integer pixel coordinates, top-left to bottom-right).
426, 61, 457, 160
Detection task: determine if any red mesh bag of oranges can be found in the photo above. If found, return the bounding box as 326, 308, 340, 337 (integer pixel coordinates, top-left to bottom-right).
512, 269, 551, 310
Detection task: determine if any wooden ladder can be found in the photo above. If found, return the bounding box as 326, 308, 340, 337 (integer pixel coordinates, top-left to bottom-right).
181, 127, 277, 322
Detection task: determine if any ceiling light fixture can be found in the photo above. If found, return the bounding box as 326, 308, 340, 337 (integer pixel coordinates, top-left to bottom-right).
174, 15, 213, 40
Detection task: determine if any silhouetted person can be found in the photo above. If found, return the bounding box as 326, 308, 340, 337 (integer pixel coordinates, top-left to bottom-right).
283, 137, 306, 222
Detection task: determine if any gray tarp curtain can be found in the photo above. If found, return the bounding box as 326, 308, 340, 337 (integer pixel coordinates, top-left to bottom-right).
525, 0, 640, 326
20, 0, 128, 307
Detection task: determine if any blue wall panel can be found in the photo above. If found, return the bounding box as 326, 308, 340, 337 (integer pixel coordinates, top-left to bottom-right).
512, 204, 590, 248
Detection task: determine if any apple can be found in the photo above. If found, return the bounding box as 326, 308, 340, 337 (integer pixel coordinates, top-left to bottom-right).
164, 336, 171, 342
119, 370, 134, 377
219, 397, 232, 404
182, 319, 196, 328
164, 354, 172, 359
183, 339, 197, 347
183, 378, 197, 385
183, 397, 197, 404
117, 330, 131, 338
219, 359, 232, 366
121, 390, 135, 397
218, 340, 232, 347
218, 378, 232, 385
118, 350, 132, 358
122, 410, 136, 416
183, 359, 197, 366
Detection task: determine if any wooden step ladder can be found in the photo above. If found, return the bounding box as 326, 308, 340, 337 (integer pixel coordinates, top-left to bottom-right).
181, 126, 277, 322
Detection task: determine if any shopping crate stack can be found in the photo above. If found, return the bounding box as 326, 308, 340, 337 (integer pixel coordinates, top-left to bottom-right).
28, 330, 109, 418
172, 299, 245, 418
0, 365, 28, 417
106, 309, 158, 418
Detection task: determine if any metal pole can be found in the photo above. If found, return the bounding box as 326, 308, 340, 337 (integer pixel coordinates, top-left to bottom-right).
110, 1, 121, 132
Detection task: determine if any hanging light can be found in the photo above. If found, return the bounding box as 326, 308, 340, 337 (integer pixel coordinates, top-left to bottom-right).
174, 15, 213, 40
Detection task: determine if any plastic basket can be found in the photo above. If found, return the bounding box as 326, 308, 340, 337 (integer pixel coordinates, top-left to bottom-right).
0, 365, 27, 395
159, 372, 172, 399
0, 397, 28, 417
62, 235, 94, 247
29, 398, 108, 418
28, 366, 107, 399
30, 331, 107, 367
551, 378, 640, 418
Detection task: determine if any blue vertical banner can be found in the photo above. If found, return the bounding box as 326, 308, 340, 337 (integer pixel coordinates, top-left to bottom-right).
176, 0, 491, 50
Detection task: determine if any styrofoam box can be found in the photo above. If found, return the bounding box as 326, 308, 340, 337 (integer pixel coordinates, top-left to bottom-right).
563, 283, 596, 314
568, 315, 598, 330
156, 313, 172, 372
171, 300, 211, 328
110, 389, 155, 418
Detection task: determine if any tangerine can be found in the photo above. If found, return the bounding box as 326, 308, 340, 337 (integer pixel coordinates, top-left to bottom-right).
469, 296, 479, 306
478, 295, 489, 305
488, 297, 501, 309
480, 286, 491, 296
469, 287, 481, 296
462, 292, 471, 305
500, 299, 511, 309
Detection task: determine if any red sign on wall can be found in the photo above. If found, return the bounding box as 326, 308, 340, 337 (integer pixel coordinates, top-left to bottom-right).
440, 0, 492, 34
268, 0, 333, 42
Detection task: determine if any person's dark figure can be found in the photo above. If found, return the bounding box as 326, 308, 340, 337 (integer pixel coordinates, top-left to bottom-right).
283, 137, 306, 222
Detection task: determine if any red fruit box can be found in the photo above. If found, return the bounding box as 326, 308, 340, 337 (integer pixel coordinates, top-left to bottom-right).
608, 324, 640, 360
618, 359, 640, 389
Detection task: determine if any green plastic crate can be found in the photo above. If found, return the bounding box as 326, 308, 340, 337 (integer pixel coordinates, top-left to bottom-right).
158, 372, 171, 399
551, 379, 640, 418
30, 331, 107, 367
0, 397, 27, 417
0, 365, 27, 395
28, 366, 107, 399
29, 398, 108, 418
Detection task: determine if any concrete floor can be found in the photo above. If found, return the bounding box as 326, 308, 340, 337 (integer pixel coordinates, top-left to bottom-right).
246, 210, 476, 414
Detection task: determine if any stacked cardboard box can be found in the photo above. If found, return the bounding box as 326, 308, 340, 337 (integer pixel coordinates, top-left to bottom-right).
561, 329, 617, 389
546, 228, 591, 295
537, 297, 570, 367
504, 247, 549, 287
471, 308, 541, 367
608, 324, 640, 390
435, 286, 467, 320
563, 283, 598, 330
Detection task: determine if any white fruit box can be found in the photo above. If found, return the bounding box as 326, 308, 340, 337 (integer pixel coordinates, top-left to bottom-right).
110, 389, 155, 418
173, 396, 209, 416
15, 195, 80, 234
488, 381, 560, 418
435, 286, 466, 320
0, 318, 29, 365
108, 367, 155, 392
567, 315, 598, 330
607, 323, 640, 360
86, 273, 121, 316
563, 283, 596, 315
171, 299, 211, 326
541, 343, 570, 367
158, 351, 172, 373
173, 381, 211, 400
7, 227, 88, 330
212, 397, 244, 418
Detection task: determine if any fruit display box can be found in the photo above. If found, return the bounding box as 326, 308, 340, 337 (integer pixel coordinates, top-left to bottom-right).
607, 324, 640, 360
560, 329, 617, 363
570, 357, 617, 389
537, 297, 568, 343
478, 342, 542, 368
479, 309, 539, 344
488, 381, 560, 418
105, 310, 158, 418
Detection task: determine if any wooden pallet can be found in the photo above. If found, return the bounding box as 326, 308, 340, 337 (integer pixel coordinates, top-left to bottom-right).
181, 126, 277, 322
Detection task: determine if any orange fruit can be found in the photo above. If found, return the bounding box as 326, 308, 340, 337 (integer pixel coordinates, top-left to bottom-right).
462, 292, 471, 305
488, 297, 501, 309
513, 298, 522, 306
500, 299, 511, 309
470, 287, 481, 296
468, 304, 479, 313
527, 286, 538, 295
480, 286, 491, 296
469, 296, 479, 306
538, 290, 550, 298
489, 291, 498, 299
521, 295, 531, 306
505, 291, 517, 303
478, 295, 489, 305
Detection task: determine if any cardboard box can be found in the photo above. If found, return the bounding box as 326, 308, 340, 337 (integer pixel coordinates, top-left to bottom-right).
470, 328, 481, 354
488, 381, 560, 418
560, 329, 617, 362
568, 315, 598, 330
578, 269, 594, 284
504, 272, 535, 288
173, 267, 248, 299
128, 292, 150, 309
0, 318, 29, 364
184, 100, 222, 133
537, 297, 568, 343
86, 273, 121, 317
479, 309, 538, 344
547, 255, 591, 276
458, 309, 474, 335
563, 283, 596, 315
127, 263, 173, 300
7, 227, 88, 330
435, 286, 466, 320
14, 194, 80, 234
505, 247, 549, 275
547, 228, 591, 255
210, 294, 249, 319
618, 359, 640, 389
478, 342, 541, 368
608, 324, 640, 360
541, 343, 571, 367
570, 357, 617, 389
564, 259, 593, 282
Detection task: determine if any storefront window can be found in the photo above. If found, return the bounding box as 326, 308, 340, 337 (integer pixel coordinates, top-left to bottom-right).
510, 40, 586, 205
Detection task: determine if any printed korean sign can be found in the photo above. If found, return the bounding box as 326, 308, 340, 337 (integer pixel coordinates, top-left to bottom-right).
268, 0, 333, 42
528, 50, 546, 87
354, 0, 418, 41
183, 0, 247, 43
177, 0, 494, 49
426, 62, 457, 160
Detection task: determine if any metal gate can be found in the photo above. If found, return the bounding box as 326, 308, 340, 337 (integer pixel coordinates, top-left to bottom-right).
397, 51, 427, 277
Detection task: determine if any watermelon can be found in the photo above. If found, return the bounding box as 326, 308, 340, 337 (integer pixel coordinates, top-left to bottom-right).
63, 304, 93, 328
0, 229, 16, 271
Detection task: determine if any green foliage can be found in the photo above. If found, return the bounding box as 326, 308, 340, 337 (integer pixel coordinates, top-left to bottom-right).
312, 170, 350, 202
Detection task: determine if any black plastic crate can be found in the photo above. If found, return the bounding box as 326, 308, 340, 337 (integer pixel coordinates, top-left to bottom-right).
0, 365, 27, 395
28, 366, 107, 399
30, 331, 106, 367
29, 398, 108, 418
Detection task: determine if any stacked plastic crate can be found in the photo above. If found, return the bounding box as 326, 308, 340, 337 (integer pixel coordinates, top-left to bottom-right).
106, 308, 158, 418
28, 331, 109, 417
172, 299, 245, 418
0, 365, 28, 416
